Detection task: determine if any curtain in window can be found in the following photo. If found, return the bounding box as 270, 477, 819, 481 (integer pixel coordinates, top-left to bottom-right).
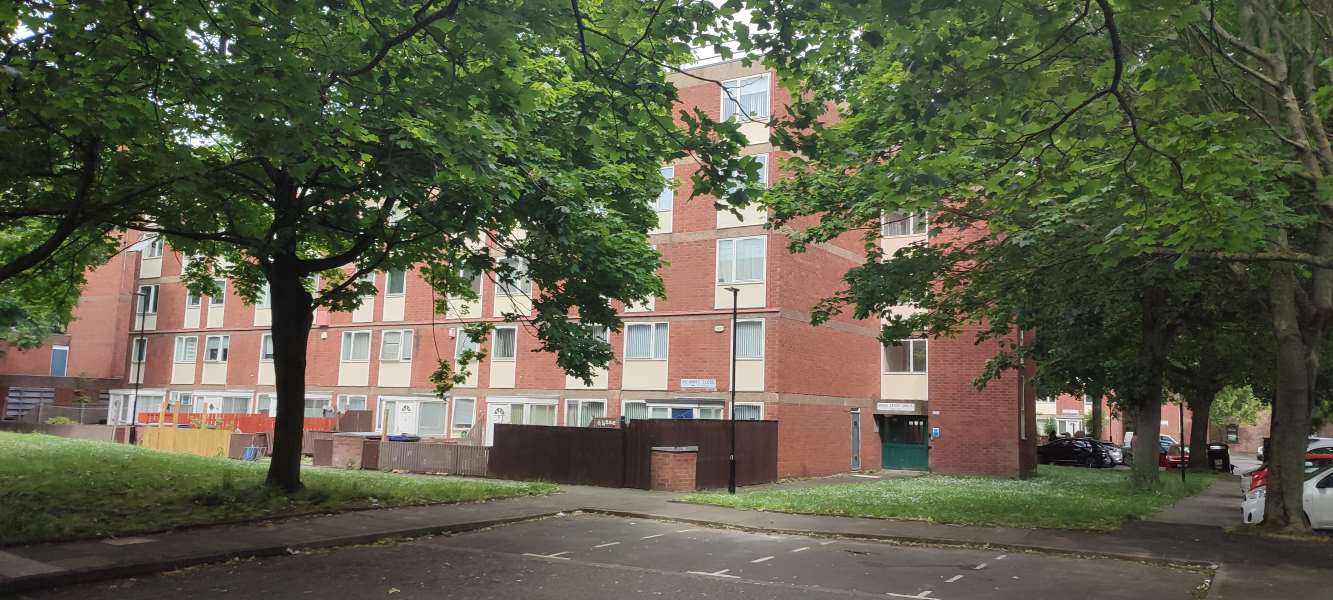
382, 331, 402, 360
256, 394, 272, 414
884, 342, 909, 372
734, 404, 762, 420
529, 404, 556, 426
420, 402, 446, 435
624, 402, 649, 421
400, 330, 413, 359
657, 167, 674, 211
723, 76, 769, 120
652, 323, 669, 359
261, 335, 274, 360
735, 238, 765, 281
735, 321, 763, 358
754, 154, 768, 186
220, 397, 248, 413
455, 332, 480, 358
452, 398, 475, 431
717, 240, 735, 283
626, 324, 653, 358
910, 339, 928, 373
494, 328, 517, 359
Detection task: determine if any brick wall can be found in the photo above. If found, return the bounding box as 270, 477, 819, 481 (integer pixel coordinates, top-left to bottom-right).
649, 447, 698, 491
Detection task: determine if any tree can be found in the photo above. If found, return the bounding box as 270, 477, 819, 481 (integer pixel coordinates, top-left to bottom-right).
77, 0, 753, 492
1211, 385, 1264, 427
743, 0, 1324, 531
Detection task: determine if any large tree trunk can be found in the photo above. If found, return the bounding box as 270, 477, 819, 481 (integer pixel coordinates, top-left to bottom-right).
1263, 265, 1314, 532
1187, 389, 1217, 471
1088, 384, 1105, 442
264, 256, 314, 493
1129, 287, 1171, 488
1131, 394, 1163, 487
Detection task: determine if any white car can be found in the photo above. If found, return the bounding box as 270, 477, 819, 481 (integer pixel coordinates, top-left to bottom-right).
1241, 438, 1333, 496
1242, 463, 1333, 529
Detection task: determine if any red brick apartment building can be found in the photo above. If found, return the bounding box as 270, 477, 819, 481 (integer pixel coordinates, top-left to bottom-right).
0, 61, 1035, 479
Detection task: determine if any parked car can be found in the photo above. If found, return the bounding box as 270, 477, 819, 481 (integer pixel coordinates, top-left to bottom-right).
1242, 459, 1333, 529
1243, 442, 1333, 499
1097, 440, 1125, 465
1037, 437, 1116, 468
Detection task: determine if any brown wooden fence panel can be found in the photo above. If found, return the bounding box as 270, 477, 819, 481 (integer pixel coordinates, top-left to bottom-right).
489, 424, 625, 486
338, 410, 375, 432
378, 441, 490, 477
623, 420, 778, 490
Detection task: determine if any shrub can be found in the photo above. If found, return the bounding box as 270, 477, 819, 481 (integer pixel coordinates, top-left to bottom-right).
45, 416, 77, 426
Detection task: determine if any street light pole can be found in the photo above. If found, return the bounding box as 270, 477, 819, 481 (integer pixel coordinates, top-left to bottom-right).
131, 289, 148, 424
725, 286, 739, 495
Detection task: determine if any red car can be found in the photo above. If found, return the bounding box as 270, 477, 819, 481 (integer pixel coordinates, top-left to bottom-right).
1248, 452, 1333, 493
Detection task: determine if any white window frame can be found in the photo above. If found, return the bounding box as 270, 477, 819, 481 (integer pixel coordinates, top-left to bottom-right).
492, 326, 518, 361
254, 393, 274, 415
172, 390, 194, 408
173, 336, 199, 363
145, 235, 164, 258
624, 322, 669, 360
656, 166, 675, 212
639, 401, 724, 420
881, 211, 928, 237
341, 330, 372, 362
337, 394, 368, 412
732, 319, 765, 360
209, 278, 226, 307
732, 401, 764, 420
490, 397, 559, 426
259, 333, 274, 362
883, 338, 928, 374
379, 329, 415, 362
385, 269, 407, 296
203, 335, 230, 362
455, 330, 481, 359
565, 398, 607, 427
451, 397, 476, 436
185, 288, 201, 308
716, 236, 767, 284
720, 73, 770, 121
50, 345, 69, 377
495, 256, 532, 297
137, 284, 159, 314
130, 337, 148, 363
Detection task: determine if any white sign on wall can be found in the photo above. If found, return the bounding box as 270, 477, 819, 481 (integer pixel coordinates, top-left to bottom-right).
680, 378, 717, 391
876, 402, 917, 413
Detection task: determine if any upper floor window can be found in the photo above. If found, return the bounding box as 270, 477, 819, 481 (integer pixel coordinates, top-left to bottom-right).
131, 338, 148, 363
145, 235, 164, 258
257, 283, 271, 309
721, 74, 770, 121
625, 322, 668, 360
380, 329, 414, 362
495, 256, 531, 296
493, 327, 517, 361
203, 335, 230, 362
341, 330, 371, 362
884, 338, 927, 373
136, 285, 159, 314
734, 320, 764, 359
260, 334, 275, 362
717, 237, 766, 284
173, 336, 198, 363
881, 211, 928, 237
49, 345, 69, 376
455, 330, 481, 359
185, 288, 201, 308
656, 166, 675, 212
209, 279, 226, 307
386, 269, 407, 296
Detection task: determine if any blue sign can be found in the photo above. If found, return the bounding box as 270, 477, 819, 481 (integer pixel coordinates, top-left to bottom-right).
930, 427, 941, 439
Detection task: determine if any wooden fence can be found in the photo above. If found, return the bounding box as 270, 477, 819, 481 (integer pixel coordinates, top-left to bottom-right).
488, 419, 779, 489
137, 427, 233, 457
378, 441, 490, 477
138, 413, 337, 433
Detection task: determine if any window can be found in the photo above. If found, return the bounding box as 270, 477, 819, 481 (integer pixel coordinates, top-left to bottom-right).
358, 272, 377, 293
633, 401, 723, 420
625, 322, 668, 360
452, 397, 475, 435
218, 396, 249, 413
209, 279, 227, 307
337, 394, 368, 411
735, 320, 764, 359
721, 73, 770, 121
656, 166, 674, 211
733, 402, 764, 420
499, 401, 556, 425
257, 283, 271, 309
881, 211, 928, 237
380, 329, 415, 362
495, 256, 531, 296
255, 393, 273, 415
588, 324, 610, 342
455, 330, 481, 358
566, 399, 607, 427
717, 237, 766, 283
341, 331, 371, 361
131, 337, 147, 363
386, 269, 406, 296
623, 401, 649, 422
260, 334, 275, 361
493, 327, 517, 361
203, 335, 230, 362
137, 285, 159, 314
185, 289, 201, 308
174, 336, 198, 363
173, 391, 194, 408
884, 338, 927, 373
304, 396, 329, 418
145, 235, 164, 258
420, 401, 447, 435
49, 346, 69, 377
724, 153, 769, 194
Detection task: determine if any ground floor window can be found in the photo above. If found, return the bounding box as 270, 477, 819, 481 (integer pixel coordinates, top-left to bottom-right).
379, 397, 447, 436
452, 397, 475, 437
623, 400, 723, 421
304, 395, 331, 417
733, 402, 763, 420
565, 399, 607, 427
337, 394, 368, 412
255, 393, 273, 415
217, 395, 249, 413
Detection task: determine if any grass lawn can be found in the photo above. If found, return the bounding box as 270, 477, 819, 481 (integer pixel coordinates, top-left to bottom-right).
0, 432, 554, 546
685, 465, 1216, 530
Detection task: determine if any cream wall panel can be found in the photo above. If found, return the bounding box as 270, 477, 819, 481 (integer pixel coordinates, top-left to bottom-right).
650, 210, 673, 235
258, 362, 275, 386
566, 368, 609, 390
881, 234, 927, 258
253, 307, 271, 327
626, 297, 655, 313
183, 308, 200, 329
446, 299, 482, 320
338, 361, 370, 386
714, 282, 765, 309
489, 361, 516, 389
383, 296, 405, 321
201, 362, 227, 385
205, 306, 223, 328
735, 360, 764, 392
351, 297, 374, 323
139, 257, 162, 279
880, 373, 928, 400
494, 294, 532, 317
171, 363, 195, 385
623, 361, 668, 390
716, 204, 767, 229
137, 314, 158, 331
739, 120, 769, 145
127, 363, 145, 385
377, 361, 412, 388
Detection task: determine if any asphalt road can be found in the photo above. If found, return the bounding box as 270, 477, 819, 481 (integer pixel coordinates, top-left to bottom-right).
20, 514, 1210, 600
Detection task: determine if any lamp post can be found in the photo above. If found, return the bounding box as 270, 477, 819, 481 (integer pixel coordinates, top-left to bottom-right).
724, 286, 740, 495
130, 289, 148, 425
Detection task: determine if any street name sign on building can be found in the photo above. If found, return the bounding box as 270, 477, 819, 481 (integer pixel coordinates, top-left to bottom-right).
877, 402, 917, 413
680, 378, 717, 391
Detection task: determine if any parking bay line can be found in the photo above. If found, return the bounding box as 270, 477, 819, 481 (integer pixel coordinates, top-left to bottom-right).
641, 534, 665, 540
688, 568, 740, 579
945, 575, 963, 583
522, 551, 572, 560
791, 546, 810, 553
973, 563, 988, 570
751, 556, 775, 564
593, 542, 620, 548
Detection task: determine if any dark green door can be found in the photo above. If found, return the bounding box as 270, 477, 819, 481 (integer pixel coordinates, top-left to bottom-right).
880, 415, 929, 470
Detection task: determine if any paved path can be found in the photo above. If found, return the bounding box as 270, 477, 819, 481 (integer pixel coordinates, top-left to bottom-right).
19, 514, 1208, 600
1148, 477, 1244, 528
2, 476, 1332, 598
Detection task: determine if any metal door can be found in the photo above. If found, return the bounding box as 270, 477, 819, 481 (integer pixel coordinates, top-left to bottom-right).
881, 415, 929, 470
851, 410, 862, 471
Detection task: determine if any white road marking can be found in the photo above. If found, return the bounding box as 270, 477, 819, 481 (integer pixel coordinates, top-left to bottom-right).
885, 593, 943, 600
819, 541, 836, 545
917, 592, 933, 598
751, 556, 775, 564
641, 534, 665, 540
593, 542, 620, 548
791, 546, 810, 553
945, 575, 964, 583
852, 474, 880, 478
973, 563, 988, 570
994, 554, 1007, 560
676, 528, 700, 533
522, 552, 571, 560
688, 569, 740, 579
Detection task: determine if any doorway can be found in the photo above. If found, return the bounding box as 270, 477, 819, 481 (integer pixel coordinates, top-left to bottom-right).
879, 414, 929, 470
851, 410, 862, 471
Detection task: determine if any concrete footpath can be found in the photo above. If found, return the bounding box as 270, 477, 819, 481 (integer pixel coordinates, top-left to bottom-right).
2, 477, 1331, 598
